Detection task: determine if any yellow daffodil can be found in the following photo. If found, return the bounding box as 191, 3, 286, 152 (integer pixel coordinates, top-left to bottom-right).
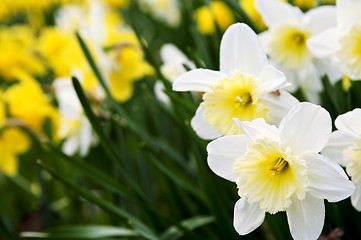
5, 72, 59, 135
207, 102, 354, 239
323, 109, 361, 211
0, 127, 30, 176
195, 1, 235, 35
173, 23, 298, 139
308, 0, 361, 80
0, 25, 45, 81
256, 0, 341, 103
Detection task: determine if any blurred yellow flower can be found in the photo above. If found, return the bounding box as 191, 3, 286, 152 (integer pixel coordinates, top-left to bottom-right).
5, 71, 59, 135
239, 0, 266, 30
0, 127, 30, 176
36, 27, 98, 94
195, 1, 235, 35
106, 31, 154, 102
102, 0, 129, 8
294, 0, 317, 9
0, 25, 45, 81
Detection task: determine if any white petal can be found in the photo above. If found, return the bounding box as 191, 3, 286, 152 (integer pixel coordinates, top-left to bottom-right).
220, 23, 268, 77
304, 6, 337, 34
260, 91, 299, 126
255, 0, 303, 27
312, 58, 343, 84
307, 28, 340, 58
337, 0, 361, 28
335, 109, 361, 137
79, 117, 93, 157
172, 69, 225, 92
63, 136, 80, 156
286, 194, 325, 240
322, 130, 354, 166
234, 198, 265, 235
351, 184, 361, 211
279, 102, 331, 156
207, 135, 248, 182
303, 153, 354, 202
233, 118, 279, 143
191, 106, 222, 140
256, 65, 290, 96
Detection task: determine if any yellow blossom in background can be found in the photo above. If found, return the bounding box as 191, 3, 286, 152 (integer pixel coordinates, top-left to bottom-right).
195, 1, 235, 35
106, 31, 154, 102
294, 0, 317, 9
5, 71, 59, 135
102, 0, 129, 8
0, 25, 45, 81
239, 0, 266, 30
0, 127, 30, 176
36, 27, 98, 94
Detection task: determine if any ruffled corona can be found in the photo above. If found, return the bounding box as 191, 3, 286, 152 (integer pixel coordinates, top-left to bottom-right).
234, 138, 308, 214
202, 72, 268, 135
268, 23, 312, 69
337, 24, 361, 79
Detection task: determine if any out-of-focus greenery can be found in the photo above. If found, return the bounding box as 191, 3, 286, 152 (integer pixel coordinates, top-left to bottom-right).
1, 0, 361, 240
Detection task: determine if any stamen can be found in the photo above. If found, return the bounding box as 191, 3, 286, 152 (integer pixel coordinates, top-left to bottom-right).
270, 157, 288, 176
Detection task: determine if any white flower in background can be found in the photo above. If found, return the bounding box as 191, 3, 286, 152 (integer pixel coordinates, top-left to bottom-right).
137, 0, 181, 27
53, 77, 96, 157
255, 0, 341, 103
173, 23, 298, 140
307, 0, 361, 80
55, 4, 86, 34
207, 102, 354, 240
155, 43, 195, 103
322, 109, 361, 211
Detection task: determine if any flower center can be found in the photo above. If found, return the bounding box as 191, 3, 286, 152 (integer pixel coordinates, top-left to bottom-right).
345, 138, 361, 184
201, 72, 268, 136
268, 23, 312, 69
269, 156, 289, 176
337, 23, 361, 79
233, 138, 307, 214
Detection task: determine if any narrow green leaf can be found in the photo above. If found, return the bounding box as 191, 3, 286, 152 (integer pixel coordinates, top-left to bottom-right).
71, 77, 144, 198
37, 160, 160, 240
21, 225, 139, 239
161, 216, 214, 240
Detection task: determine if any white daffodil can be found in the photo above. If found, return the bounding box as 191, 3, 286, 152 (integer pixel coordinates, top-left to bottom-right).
53, 78, 96, 157
173, 23, 298, 140
207, 102, 354, 240
55, 4, 86, 34
322, 109, 361, 211
255, 0, 341, 103
155, 43, 196, 104
307, 0, 361, 80
137, 0, 181, 27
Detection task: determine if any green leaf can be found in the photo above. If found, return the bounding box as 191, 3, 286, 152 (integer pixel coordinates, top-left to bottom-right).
21, 225, 139, 239
161, 215, 214, 240
37, 160, 160, 240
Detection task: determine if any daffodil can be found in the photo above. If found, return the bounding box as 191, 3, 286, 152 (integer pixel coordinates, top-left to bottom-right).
155, 44, 195, 103
256, 0, 341, 103
322, 109, 361, 211
0, 127, 30, 176
53, 78, 95, 156
137, 0, 181, 27
195, 1, 235, 35
307, 0, 361, 80
5, 71, 59, 135
207, 102, 354, 239
80, 1, 153, 102
173, 23, 298, 139
0, 94, 30, 176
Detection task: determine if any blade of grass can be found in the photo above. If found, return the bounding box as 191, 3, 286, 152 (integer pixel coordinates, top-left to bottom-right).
37, 160, 160, 240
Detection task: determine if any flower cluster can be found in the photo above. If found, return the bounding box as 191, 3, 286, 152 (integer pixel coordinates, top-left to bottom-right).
173, 0, 361, 239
